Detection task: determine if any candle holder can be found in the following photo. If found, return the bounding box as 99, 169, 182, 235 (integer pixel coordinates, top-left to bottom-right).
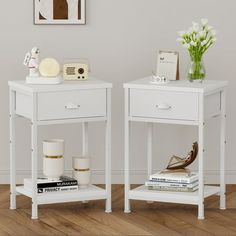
43, 139, 64, 181
72, 157, 90, 188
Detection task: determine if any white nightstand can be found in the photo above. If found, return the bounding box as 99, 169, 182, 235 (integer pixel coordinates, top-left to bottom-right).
9, 78, 112, 219
124, 77, 228, 219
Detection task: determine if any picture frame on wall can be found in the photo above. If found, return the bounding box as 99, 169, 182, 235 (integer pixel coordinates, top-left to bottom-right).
34, 0, 86, 25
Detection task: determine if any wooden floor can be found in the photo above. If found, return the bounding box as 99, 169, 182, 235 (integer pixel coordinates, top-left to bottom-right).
1, 185, 236, 236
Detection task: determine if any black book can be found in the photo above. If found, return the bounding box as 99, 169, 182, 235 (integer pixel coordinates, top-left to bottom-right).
24, 176, 78, 189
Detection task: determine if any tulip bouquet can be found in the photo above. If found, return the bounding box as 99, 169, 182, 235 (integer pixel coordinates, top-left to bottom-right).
177, 19, 216, 81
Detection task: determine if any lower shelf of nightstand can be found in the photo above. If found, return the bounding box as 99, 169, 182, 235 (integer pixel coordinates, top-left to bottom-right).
129, 185, 220, 205
16, 185, 108, 205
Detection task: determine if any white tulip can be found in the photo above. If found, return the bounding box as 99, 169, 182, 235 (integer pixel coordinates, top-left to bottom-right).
178, 31, 186, 37
201, 40, 208, 46
192, 22, 200, 32
201, 18, 208, 26
176, 38, 185, 43
183, 43, 190, 49
211, 30, 217, 36
198, 31, 205, 38
207, 25, 213, 31
211, 38, 217, 43
190, 41, 197, 46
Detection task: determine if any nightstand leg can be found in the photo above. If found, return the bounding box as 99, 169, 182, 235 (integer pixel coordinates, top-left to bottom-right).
31, 122, 38, 219
105, 89, 112, 213
220, 89, 226, 210
82, 122, 89, 157
31, 94, 38, 220
124, 88, 130, 213
147, 123, 154, 204
9, 89, 16, 210
198, 94, 204, 220
82, 122, 89, 204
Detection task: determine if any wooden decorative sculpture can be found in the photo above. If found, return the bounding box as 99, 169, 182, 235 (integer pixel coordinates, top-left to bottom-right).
166, 142, 198, 170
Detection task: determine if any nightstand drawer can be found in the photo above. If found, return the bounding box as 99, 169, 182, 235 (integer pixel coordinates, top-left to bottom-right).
38, 89, 106, 120
130, 89, 199, 120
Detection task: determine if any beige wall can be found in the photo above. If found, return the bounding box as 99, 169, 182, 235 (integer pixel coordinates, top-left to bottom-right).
0, 0, 235, 183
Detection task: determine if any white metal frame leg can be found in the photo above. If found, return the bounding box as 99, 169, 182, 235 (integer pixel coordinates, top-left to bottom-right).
31, 94, 38, 220
124, 88, 131, 213
220, 89, 226, 210
105, 88, 112, 213
198, 94, 204, 220
82, 122, 89, 204
9, 89, 16, 210
147, 123, 154, 204
82, 122, 89, 157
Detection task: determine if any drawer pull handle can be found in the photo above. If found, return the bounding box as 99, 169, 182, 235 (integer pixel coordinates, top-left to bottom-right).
156, 104, 171, 110
65, 104, 80, 110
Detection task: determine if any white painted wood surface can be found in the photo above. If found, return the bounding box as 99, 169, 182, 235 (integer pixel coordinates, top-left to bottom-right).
124, 78, 227, 219
9, 78, 112, 219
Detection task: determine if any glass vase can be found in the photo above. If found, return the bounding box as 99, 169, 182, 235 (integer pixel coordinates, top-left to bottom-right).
188, 57, 206, 82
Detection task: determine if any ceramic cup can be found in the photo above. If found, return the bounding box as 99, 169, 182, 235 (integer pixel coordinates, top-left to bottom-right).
72, 157, 90, 188
43, 139, 64, 181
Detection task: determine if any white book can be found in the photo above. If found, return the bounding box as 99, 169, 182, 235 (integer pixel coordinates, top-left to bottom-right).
25, 185, 79, 194
145, 180, 198, 188
148, 185, 198, 192
150, 171, 198, 184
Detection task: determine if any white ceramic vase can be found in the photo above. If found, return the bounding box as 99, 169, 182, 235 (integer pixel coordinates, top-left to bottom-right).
43, 139, 64, 181
72, 157, 90, 188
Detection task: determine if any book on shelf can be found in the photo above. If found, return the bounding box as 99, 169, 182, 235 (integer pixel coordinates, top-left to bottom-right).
24, 176, 78, 189
150, 170, 198, 184
145, 180, 198, 188
37, 185, 78, 194
148, 185, 198, 192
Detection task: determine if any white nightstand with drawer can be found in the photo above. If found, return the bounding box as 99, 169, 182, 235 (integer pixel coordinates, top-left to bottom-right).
9, 78, 112, 219
124, 77, 228, 219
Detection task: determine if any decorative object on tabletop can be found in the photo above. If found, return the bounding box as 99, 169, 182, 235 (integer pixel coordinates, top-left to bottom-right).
23, 47, 40, 77
177, 19, 216, 82
23, 47, 62, 84
63, 58, 89, 81
150, 74, 169, 85
166, 142, 198, 170
34, 0, 86, 25
151, 51, 179, 84
43, 139, 65, 181
72, 157, 90, 188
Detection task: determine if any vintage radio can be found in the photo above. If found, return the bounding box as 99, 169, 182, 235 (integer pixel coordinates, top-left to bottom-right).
63, 63, 88, 81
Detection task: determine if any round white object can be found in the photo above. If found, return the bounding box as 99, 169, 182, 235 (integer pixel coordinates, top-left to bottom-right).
73, 170, 90, 187
72, 157, 90, 170
43, 139, 64, 156
39, 58, 60, 77
43, 157, 64, 181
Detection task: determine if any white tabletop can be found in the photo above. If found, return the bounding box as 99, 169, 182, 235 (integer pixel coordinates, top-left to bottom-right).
8, 77, 112, 93
124, 77, 228, 93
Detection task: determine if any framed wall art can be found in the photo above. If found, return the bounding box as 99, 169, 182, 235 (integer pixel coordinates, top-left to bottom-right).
34, 0, 86, 25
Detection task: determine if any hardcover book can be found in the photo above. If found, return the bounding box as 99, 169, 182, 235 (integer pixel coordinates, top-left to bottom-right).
24, 176, 78, 189
145, 180, 198, 188
148, 185, 198, 192
150, 171, 198, 184
37, 186, 78, 194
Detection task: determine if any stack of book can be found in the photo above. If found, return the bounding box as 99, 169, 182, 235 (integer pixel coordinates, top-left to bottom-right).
145, 170, 198, 192
24, 176, 78, 194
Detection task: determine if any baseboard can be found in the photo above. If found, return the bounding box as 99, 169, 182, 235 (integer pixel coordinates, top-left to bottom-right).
0, 169, 236, 184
